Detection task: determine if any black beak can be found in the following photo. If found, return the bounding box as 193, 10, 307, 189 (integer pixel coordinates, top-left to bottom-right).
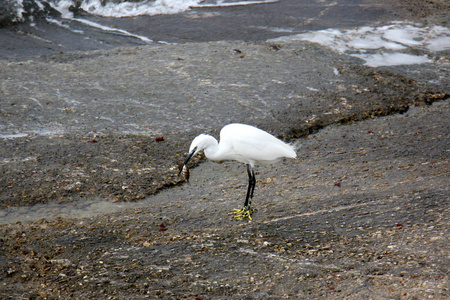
178, 149, 196, 176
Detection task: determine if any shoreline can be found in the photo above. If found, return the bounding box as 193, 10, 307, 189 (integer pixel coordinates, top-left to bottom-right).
1, 0, 448, 61
1, 39, 447, 212
0, 1, 449, 298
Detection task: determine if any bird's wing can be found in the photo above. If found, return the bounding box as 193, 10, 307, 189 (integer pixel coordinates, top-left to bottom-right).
221, 124, 296, 164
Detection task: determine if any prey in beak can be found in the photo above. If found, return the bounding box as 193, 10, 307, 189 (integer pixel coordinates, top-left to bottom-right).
178, 148, 196, 182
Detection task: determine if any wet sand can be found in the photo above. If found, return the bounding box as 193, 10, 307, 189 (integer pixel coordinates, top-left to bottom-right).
0, 40, 447, 210
0, 0, 449, 298
1, 100, 448, 299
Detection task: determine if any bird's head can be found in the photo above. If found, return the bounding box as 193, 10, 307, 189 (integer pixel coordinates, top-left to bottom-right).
189, 134, 215, 155
179, 134, 214, 176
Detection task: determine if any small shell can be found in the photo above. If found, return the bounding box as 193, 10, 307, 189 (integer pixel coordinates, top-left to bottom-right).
182, 165, 190, 182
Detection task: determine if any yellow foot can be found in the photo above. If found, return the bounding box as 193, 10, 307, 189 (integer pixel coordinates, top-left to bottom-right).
228, 206, 255, 220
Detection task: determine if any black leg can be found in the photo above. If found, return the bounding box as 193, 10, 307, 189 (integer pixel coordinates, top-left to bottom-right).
244, 164, 256, 208
250, 168, 256, 199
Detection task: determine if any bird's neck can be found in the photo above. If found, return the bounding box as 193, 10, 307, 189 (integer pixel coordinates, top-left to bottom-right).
203, 136, 220, 161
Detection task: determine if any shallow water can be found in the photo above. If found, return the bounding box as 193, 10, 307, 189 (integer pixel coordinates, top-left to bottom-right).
2, 0, 280, 23
271, 23, 450, 67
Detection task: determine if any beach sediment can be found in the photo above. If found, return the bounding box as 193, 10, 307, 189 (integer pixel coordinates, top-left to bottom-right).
0, 0, 449, 298
0, 40, 447, 210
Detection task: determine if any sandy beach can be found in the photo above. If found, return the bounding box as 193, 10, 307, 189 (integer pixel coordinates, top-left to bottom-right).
0, 0, 449, 298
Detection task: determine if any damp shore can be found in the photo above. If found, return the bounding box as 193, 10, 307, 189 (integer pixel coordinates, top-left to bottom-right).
0, 0, 449, 298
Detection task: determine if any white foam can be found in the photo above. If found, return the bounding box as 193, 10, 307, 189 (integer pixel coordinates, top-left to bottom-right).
48, 0, 166, 43
50, 0, 279, 18
73, 18, 153, 43
193, 0, 279, 8
271, 22, 450, 67
382, 25, 424, 46
352, 53, 431, 67
425, 26, 450, 51
11, 0, 26, 22
46, 17, 85, 34
79, 0, 200, 18
48, 0, 76, 19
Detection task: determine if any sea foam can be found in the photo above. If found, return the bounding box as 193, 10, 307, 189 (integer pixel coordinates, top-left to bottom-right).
270, 22, 450, 67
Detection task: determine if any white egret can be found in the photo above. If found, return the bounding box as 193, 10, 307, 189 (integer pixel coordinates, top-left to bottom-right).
179, 123, 297, 220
